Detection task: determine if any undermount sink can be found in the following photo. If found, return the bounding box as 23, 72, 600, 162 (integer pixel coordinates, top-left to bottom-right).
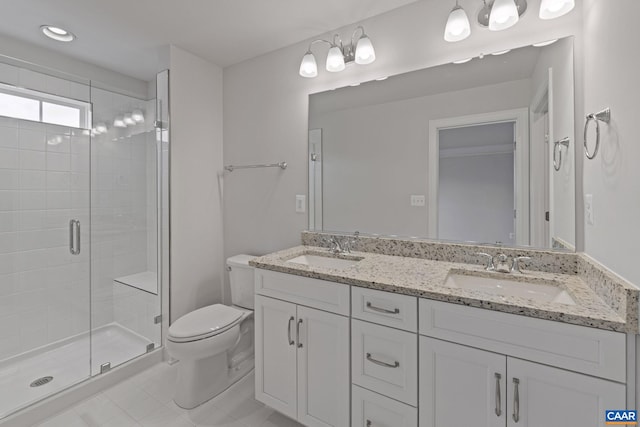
286, 253, 363, 270
444, 271, 576, 305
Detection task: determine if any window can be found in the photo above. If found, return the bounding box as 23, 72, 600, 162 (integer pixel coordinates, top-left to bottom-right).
0, 82, 90, 129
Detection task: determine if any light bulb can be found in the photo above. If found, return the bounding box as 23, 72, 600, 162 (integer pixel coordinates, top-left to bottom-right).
539, 0, 575, 19
326, 46, 345, 72
299, 52, 318, 78
444, 5, 471, 42
124, 113, 135, 126
355, 35, 376, 65
489, 0, 519, 31
113, 116, 126, 128
131, 109, 145, 123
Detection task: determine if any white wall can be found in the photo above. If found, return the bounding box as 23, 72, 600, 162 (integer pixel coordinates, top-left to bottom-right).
169, 46, 224, 321
223, 0, 583, 298
582, 0, 640, 287
309, 79, 529, 237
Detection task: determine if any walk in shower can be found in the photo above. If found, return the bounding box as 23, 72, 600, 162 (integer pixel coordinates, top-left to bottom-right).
0, 59, 169, 420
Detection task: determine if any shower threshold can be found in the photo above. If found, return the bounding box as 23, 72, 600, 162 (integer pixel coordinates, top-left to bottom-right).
0, 323, 153, 420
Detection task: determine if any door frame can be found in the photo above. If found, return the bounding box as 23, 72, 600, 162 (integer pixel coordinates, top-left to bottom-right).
428, 108, 530, 245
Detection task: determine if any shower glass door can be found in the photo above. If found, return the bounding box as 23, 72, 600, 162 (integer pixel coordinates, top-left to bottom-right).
0, 61, 92, 418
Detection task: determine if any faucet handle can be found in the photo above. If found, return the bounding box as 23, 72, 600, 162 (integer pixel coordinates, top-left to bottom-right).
511, 256, 532, 273
475, 252, 495, 271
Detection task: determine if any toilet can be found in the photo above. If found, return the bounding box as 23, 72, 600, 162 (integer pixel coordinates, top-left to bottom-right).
167, 254, 256, 409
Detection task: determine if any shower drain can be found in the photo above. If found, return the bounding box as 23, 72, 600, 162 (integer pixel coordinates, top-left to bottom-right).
30, 376, 53, 387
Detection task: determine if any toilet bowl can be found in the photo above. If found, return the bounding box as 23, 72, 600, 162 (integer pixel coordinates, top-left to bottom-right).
167, 255, 256, 409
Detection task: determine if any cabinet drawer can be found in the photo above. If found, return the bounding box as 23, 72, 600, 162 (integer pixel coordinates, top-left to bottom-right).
255, 269, 350, 315
418, 299, 626, 382
352, 319, 418, 406
352, 287, 418, 332
353, 385, 417, 427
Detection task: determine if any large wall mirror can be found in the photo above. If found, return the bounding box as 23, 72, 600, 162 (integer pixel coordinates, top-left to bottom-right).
308, 36, 576, 251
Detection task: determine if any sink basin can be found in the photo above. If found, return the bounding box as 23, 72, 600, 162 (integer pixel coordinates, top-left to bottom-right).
444, 272, 576, 305
286, 253, 362, 270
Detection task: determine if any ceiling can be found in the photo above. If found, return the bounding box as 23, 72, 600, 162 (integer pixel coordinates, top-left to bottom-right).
0, 0, 418, 81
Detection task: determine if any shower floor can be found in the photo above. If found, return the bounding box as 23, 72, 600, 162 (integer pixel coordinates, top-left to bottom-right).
0, 323, 153, 420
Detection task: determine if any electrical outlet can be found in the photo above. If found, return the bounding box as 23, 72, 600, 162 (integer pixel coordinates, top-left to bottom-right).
410, 195, 426, 207
585, 194, 594, 225
296, 195, 306, 213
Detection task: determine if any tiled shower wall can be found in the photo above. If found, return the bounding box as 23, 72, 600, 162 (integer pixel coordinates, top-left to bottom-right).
0, 117, 91, 360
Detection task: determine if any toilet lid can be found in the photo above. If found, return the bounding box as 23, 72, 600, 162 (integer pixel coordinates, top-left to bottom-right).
168, 304, 243, 341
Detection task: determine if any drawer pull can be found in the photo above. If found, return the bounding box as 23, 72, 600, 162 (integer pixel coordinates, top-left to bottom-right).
512, 378, 520, 423
366, 352, 400, 368
297, 319, 303, 348
366, 301, 400, 315
495, 373, 502, 417
287, 316, 295, 346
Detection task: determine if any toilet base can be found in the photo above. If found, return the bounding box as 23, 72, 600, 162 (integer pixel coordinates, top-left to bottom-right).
173, 353, 254, 409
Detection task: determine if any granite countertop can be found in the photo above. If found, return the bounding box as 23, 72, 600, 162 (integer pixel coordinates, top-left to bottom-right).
250, 245, 628, 333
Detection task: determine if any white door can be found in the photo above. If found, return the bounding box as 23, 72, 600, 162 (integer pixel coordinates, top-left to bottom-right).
506, 358, 626, 427
419, 337, 506, 427
297, 306, 350, 427
255, 295, 298, 419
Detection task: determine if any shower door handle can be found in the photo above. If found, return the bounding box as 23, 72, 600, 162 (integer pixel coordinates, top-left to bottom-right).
69, 220, 81, 255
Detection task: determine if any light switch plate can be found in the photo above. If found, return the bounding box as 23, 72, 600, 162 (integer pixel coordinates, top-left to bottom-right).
410, 195, 426, 207
585, 194, 594, 225
296, 195, 306, 213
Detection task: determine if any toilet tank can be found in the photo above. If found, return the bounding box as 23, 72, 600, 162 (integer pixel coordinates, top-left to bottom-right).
227, 255, 257, 309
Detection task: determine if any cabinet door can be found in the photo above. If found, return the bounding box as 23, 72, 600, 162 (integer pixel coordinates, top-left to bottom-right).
255, 295, 298, 419
297, 305, 350, 427
506, 358, 626, 427
420, 337, 506, 427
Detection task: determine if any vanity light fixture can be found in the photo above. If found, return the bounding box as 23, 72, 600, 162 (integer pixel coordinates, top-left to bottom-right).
299, 26, 376, 78
477, 0, 528, 30
539, 0, 574, 19
113, 116, 126, 128
444, 1, 471, 42
40, 25, 75, 42
131, 110, 145, 123
95, 122, 108, 134
123, 113, 136, 126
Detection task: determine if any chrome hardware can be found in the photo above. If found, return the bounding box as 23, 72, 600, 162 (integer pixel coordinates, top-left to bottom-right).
224, 162, 287, 173
146, 343, 155, 353
495, 373, 502, 417
154, 315, 162, 324
553, 137, 570, 171
512, 378, 520, 423
100, 363, 111, 374
288, 316, 295, 346
366, 301, 400, 315
325, 232, 359, 254
366, 352, 400, 368
327, 236, 344, 254
494, 253, 510, 273
511, 256, 532, 273
69, 219, 81, 255
584, 108, 610, 160
475, 252, 495, 271
296, 319, 303, 348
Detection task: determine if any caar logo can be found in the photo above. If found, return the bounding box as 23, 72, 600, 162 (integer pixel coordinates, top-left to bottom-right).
606, 410, 638, 425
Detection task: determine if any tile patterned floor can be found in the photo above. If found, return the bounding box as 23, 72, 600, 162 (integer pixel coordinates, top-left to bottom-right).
35, 363, 304, 427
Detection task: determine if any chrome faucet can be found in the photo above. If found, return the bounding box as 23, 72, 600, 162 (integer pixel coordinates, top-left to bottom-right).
475, 253, 532, 274
325, 232, 359, 254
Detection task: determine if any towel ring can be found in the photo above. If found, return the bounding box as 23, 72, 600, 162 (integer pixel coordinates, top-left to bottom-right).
584, 108, 610, 160
553, 137, 570, 171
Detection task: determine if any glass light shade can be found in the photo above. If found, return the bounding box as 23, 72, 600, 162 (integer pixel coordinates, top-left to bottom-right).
539, 0, 575, 19
489, 0, 520, 31
123, 114, 136, 126
355, 36, 376, 65
444, 6, 471, 42
113, 116, 126, 128
326, 46, 346, 72
95, 123, 108, 134
299, 52, 318, 78
131, 109, 145, 123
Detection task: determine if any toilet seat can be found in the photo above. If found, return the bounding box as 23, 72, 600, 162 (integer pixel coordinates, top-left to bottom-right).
168, 304, 243, 343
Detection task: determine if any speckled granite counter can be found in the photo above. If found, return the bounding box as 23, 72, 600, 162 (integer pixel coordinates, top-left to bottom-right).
251, 245, 639, 334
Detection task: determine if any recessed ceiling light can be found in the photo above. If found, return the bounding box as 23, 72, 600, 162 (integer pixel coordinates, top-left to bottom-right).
453, 57, 473, 64
40, 25, 75, 42
491, 49, 511, 56
375, 76, 388, 81
532, 39, 559, 47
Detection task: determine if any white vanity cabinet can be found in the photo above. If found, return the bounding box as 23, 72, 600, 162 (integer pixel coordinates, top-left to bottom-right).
254, 271, 350, 427
418, 300, 627, 427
